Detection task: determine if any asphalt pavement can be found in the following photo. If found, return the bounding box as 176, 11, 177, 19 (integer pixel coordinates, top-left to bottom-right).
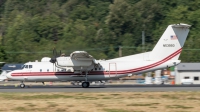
0, 83, 200, 92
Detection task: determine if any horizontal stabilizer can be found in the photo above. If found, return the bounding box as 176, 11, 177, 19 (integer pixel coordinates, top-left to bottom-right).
171, 23, 191, 28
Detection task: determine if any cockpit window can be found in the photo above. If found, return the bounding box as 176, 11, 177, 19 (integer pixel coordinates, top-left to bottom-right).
22, 65, 29, 69
22, 65, 25, 69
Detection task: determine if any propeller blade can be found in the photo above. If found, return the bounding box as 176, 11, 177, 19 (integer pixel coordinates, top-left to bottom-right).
50, 47, 58, 63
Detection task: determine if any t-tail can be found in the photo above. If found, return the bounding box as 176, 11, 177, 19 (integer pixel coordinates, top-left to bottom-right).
149, 23, 191, 61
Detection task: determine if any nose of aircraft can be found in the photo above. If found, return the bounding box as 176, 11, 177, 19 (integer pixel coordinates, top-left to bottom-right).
0, 76, 7, 81
6, 72, 12, 79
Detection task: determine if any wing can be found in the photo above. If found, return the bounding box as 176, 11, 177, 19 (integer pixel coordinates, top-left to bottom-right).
56, 51, 98, 72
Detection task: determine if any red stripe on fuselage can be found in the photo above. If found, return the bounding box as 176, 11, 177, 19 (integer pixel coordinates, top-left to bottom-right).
11, 48, 182, 77
115, 48, 182, 73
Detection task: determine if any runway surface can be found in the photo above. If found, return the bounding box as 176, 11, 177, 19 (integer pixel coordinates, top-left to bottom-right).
0, 84, 200, 92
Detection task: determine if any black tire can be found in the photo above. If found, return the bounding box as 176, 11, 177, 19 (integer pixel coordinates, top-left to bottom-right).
20, 84, 25, 88
86, 82, 90, 88
82, 82, 89, 88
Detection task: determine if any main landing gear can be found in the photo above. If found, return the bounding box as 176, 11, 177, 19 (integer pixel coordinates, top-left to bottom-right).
20, 82, 25, 88
82, 82, 90, 88
81, 71, 90, 88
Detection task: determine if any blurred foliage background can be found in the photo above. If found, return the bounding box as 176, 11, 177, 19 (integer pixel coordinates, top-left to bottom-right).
0, 0, 199, 63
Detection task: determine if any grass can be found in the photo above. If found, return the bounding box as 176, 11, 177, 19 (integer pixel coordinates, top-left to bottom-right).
75, 96, 98, 100
127, 103, 159, 106
110, 93, 120, 96
149, 107, 157, 108
104, 109, 129, 112
27, 104, 36, 107
166, 105, 193, 109
56, 108, 66, 112
0, 92, 200, 112
13, 107, 27, 111
102, 97, 112, 99
1, 94, 74, 100
95, 103, 105, 107
187, 97, 200, 100
48, 103, 59, 107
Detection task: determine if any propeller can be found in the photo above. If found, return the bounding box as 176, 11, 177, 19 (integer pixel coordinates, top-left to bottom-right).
50, 48, 58, 63
50, 48, 63, 63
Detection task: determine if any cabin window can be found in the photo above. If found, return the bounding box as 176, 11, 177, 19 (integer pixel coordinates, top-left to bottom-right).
29, 65, 32, 68
61, 69, 66, 72
40, 69, 42, 72
194, 77, 199, 81
47, 69, 49, 72
184, 76, 189, 79
95, 68, 97, 71
25, 65, 28, 68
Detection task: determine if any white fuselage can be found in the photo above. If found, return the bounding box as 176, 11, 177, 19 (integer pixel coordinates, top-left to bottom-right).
6, 58, 180, 82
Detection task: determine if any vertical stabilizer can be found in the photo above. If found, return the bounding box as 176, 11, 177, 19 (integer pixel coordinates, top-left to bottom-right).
149, 23, 191, 60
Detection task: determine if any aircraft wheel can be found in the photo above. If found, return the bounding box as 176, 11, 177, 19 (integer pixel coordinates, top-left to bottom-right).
86, 82, 90, 87
82, 82, 90, 88
20, 84, 25, 88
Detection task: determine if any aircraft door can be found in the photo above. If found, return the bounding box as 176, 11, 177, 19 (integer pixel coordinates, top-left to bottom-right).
109, 63, 117, 77
22, 65, 32, 81
28, 65, 32, 73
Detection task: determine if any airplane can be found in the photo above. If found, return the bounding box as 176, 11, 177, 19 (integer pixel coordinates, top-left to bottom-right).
6, 23, 191, 88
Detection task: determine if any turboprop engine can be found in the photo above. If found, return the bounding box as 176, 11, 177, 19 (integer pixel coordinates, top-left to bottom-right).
50, 50, 98, 73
